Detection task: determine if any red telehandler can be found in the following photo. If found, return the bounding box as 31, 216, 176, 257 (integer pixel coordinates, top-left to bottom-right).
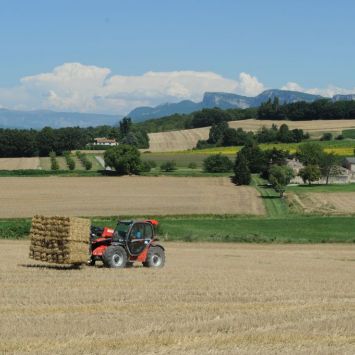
89, 219, 165, 268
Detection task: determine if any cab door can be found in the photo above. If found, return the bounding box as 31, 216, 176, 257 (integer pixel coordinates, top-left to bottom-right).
128, 223, 147, 255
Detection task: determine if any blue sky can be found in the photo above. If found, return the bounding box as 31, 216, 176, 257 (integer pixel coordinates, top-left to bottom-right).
0, 0, 354, 114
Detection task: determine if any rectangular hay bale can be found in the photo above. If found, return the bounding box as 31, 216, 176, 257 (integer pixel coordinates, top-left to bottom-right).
29, 215, 90, 264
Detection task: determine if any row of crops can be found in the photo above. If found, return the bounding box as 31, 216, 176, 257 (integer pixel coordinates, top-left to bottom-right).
49, 151, 94, 171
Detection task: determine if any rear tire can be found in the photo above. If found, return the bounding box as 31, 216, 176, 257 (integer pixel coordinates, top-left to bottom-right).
143, 246, 165, 268
102, 246, 127, 268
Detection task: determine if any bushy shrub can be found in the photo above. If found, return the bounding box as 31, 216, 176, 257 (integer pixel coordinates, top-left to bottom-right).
320, 132, 333, 141
63, 151, 76, 171
188, 162, 197, 169
76, 151, 92, 170
203, 154, 233, 173
49, 151, 59, 170
146, 160, 157, 169
160, 161, 177, 172
140, 161, 152, 172
299, 165, 321, 185
104, 144, 142, 175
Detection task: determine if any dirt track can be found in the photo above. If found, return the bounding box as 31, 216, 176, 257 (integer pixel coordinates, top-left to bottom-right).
1, 240, 355, 354
0, 157, 40, 170
148, 119, 355, 152
0, 176, 265, 217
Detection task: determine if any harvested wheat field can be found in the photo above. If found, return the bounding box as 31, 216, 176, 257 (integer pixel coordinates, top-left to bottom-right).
0, 176, 264, 217
148, 126, 210, 152
297, 192, 355, 214
1, 240, 355, 354
0, 157, 40, 170
148, 119, 355, 152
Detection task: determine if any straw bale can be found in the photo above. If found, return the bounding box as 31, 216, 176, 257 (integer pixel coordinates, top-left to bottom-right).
29, 215, 90, 264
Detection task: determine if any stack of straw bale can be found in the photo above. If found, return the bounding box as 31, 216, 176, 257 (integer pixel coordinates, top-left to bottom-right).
29, 216, 90, 264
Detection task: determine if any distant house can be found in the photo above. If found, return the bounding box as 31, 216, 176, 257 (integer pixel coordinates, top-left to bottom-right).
344, 157, 355, 172
92, 137, 117, 146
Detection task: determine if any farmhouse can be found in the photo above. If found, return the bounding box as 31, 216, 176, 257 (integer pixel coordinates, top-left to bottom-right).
92, 137, 117, 146
344, 157, 355, 172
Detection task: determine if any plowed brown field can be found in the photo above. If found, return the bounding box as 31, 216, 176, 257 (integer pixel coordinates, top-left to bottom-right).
148, 119, 355, 152
0, 176, 265, 217
1, 240, 355, 354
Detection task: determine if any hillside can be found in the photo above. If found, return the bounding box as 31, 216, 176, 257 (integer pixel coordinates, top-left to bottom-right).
147, 118, 355, 152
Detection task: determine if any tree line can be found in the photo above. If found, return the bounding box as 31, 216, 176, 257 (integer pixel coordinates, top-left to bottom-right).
258, 97, 355, 120
196, 122, 309, 149
0, 118, 149, 158
136, 107, 257, 133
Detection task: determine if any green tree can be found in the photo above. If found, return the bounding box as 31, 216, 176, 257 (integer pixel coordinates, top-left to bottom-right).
234, 153, 251, 185
268, 165, 294, 198
238, 143, 267, 173
299, 165, 321, 185
37, 127, 56, 156
104, 144, 141, 175
191, 108, 232, 128
221, 128, 238, 146
319, 152, 340, 185
297, 142, 324, 166
277, 123, 291, 143
203, 154, 233, 173
121, 132, 139, 146
119, 117, 132, 136
208, 121, 228, 144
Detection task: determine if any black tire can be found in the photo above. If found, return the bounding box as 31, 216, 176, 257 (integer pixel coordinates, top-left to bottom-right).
102, 246, 127, 268
143, 246, 165, 268
87, 256, 96, 266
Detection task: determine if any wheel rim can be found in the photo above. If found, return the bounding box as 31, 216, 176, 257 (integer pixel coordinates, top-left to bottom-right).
112, 253, 123, 267
152, 254, 162, 266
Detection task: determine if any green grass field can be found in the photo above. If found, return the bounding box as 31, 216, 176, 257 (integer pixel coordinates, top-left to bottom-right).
342, 129, 355, 139
1, 215, 355, 243
287, 183, 355, 193
252, 176, 289, 217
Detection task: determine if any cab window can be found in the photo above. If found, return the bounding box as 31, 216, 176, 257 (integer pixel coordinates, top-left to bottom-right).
130, 223, 145, 239
144, 224, 153, 239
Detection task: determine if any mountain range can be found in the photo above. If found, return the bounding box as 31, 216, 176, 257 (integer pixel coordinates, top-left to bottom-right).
128, 89, 325, 121
0, 109, 121, 129
1, 89, 355, 129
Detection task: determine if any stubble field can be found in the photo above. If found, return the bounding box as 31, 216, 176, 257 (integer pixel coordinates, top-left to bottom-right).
1, 240, 355, 354
0, 157, 40, 170
0, 176, 265, 217
295, 192, 355, 214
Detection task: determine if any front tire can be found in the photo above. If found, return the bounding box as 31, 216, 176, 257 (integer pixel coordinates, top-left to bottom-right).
143, 246, 165, 268
102, 246, 127, 268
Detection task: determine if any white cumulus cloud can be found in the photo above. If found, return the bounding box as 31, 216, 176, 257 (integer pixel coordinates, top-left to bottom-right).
0, 63, 266, 114
0, 63, 354, 115
282, 81, 355, 97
